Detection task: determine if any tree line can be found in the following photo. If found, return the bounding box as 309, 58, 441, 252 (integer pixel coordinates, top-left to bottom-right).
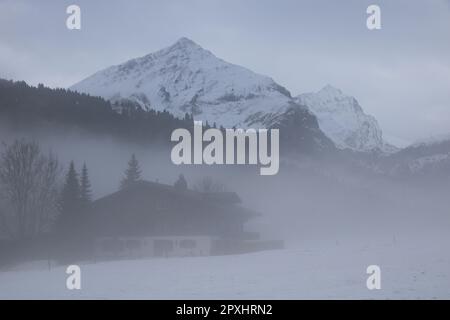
0, 139, 228, 242
0, 78, 196, 145
0, 140, 144, 241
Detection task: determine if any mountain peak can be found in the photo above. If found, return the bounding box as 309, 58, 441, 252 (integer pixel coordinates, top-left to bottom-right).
295, 86, 389, 152
70, 37, 298, 129
175, 37, 197, 46
318, 84, 343, 96
145, 36, 215, 63
170, 37, 202, 50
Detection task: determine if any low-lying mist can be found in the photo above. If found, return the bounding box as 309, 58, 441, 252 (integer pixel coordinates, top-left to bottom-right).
2, 124, 448, 251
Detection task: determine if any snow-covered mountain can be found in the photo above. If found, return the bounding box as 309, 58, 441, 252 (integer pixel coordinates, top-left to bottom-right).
410, 133, 450, 148
375, 133, 450, 180
71, 37, 301, 129
70, 37, 334, 154
295, 85, 394, 153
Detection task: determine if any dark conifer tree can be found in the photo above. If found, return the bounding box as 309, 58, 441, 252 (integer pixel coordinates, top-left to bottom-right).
60, 161, 81, 217
120, 154, 142, 190
174, 174, 188, 191
80, 163, 93, 206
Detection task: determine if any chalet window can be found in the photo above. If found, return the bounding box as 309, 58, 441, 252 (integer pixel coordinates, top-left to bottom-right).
125, 239, 141, 250
100, 239, 125, 253
179, 239, 196, 249
154, 239, 174, 257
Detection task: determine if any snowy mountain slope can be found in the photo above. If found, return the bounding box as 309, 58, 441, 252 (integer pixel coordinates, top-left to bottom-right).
382, 135, 450, 177
410, 133, 450, 148
71, 38, 298, 129
70, 37, 334, 154
295, 85, 395, 153
363, 130, 450, 180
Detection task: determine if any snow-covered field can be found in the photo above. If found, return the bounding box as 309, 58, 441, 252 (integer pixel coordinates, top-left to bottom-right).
1, 234, 449, 299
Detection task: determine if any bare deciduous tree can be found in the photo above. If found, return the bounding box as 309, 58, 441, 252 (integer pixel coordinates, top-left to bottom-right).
0, 140, 60, 240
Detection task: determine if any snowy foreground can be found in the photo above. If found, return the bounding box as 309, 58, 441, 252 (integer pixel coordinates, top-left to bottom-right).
1, 236, 449, 300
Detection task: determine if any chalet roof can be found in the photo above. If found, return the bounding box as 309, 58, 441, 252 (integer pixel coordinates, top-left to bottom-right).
92, 180, 242, 207
81, 180, 259, 237
88, 180, 259, 219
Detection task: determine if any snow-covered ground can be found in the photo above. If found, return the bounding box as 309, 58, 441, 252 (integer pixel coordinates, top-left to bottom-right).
1, 234, 449, 299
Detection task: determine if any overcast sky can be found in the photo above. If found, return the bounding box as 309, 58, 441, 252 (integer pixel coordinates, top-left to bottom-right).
1, 0, 449, 145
